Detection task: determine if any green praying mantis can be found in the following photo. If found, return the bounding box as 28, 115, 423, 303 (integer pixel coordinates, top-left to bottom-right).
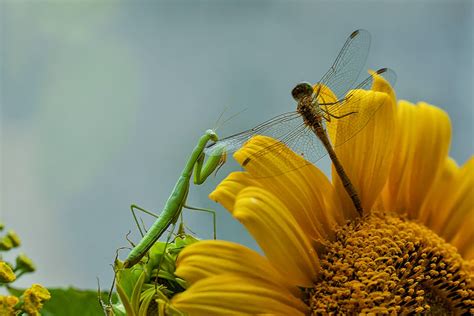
99, 129, 226, 315
122, 128, 226, 269
102, 128, 226, 313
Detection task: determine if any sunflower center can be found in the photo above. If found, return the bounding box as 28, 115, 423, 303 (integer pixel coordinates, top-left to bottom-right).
307, 212, 473, 314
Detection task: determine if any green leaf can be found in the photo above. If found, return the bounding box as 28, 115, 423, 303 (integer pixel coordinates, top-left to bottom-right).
130, 270, 147, 313
116, 263, 146, 299
7, 287, 119, 316
116, 282, 135, 316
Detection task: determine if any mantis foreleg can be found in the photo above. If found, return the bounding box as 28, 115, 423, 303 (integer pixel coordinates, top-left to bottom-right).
193, 150, 226, 185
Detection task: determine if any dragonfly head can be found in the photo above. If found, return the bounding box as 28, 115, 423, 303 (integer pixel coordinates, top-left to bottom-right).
291, 82, 313, 102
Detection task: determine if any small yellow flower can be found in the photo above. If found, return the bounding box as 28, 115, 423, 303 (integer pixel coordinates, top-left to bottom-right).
23, 284, 51, 315
0, 261, 16, 283
0, 295, 19, 316
172, 74, 473, 314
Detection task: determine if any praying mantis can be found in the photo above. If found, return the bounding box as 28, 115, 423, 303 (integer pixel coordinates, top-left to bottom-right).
102, 129, 226, 313
122, 128, 226, 269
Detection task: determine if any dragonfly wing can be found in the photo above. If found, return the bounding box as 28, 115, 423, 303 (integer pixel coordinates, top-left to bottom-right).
241, 124, 329, 178
323, 68, 397, 147
349, 67, 397, 93
281, 125, 328, 165
316, 29, 371, 101
204, 111, 303, 156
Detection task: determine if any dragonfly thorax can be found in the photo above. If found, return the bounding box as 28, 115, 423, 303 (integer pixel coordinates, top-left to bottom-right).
295, 93, 323, 130
293, 82, 323, 127
291, 82, 313, 102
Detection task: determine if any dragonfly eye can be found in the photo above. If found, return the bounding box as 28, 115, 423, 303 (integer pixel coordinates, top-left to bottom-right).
291, 82, 313, 101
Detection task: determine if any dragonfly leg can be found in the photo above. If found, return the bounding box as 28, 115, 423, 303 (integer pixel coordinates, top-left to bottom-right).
319, 107, 332, 122
329, 111, 357, 119
321, 106, 357, 120
318, 98, 345, 106
183, 204, 217, 239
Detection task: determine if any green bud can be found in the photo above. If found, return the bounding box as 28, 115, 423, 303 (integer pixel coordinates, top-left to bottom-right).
16, 253, 36, 273
0, 237, 13, 251
7, 230, 21, 248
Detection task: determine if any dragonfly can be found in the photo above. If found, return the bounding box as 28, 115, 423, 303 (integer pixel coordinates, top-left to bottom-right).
205, 29, 396, 216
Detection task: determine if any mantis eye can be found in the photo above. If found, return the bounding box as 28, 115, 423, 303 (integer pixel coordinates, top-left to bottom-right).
291, 82, 313, 102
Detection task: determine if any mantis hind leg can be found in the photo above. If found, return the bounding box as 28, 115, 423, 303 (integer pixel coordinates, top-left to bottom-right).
130, 204, 160, 238
183, 204, 217, 240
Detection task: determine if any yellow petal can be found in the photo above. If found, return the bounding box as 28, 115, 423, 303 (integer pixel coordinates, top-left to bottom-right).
172, 275, 308, 315
233, 135, 309, 177
418, 157, 474, 259
370, 69, 397, 102
449, 214, 474, 260
382, 101, 451, 218
418, 158, 459, 231
465, 249, 474, 263
440, 157, 474, 243
328, 79, 395, 216
212, 135, 344, 241
233, 187, 320, 287
208, 171, 258, 213
176, 240, 300, 297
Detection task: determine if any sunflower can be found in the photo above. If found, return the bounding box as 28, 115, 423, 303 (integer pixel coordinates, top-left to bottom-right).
170, 74, 473, 315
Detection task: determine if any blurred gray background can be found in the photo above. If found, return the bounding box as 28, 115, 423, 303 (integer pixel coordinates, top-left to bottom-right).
1, 1, 472, 290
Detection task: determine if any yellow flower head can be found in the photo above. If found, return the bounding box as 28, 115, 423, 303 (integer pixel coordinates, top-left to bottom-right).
0, 261, 16, 283
0, 295, 19, 315
23, 284, 51, 316
172, 74, 474, 314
